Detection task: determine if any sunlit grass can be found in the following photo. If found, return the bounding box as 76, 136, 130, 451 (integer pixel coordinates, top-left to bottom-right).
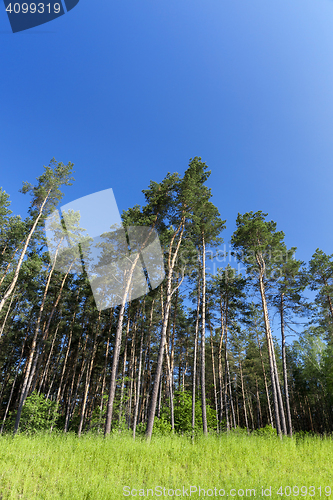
0, 431, 332, 499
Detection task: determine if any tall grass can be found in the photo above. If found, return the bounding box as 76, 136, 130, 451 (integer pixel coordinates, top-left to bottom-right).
0, 431, 332, 499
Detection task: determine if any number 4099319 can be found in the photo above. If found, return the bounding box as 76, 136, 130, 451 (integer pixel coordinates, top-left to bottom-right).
5, 3, 61, 14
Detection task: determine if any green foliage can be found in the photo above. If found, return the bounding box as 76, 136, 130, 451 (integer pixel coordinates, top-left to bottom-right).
19, 391, 59, 434
174, 390, 217, 435
153, 412, 172, 436
253, 423, 276, 438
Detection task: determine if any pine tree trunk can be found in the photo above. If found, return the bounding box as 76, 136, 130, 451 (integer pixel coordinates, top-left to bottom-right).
0, 246, 19, 288
0, 331, 28, 434
269, 332, 287, 435
256, 331, 273, 428
145, 219, 185, 440
0, 291, 15, 342
218, 296, 225, 428
256, 375, 262, 429
127, 308, 139, 429
239, 360, 249, 434
280, 293, 292, 437
227, 359, 236, 429
209, 319, 219, 433
224, 340, 230, 432
165, 343, 174, 432
105, 223, 158, 436
119, 314, 130, 428
78, 311, 101, 436
257, 261, 282, 437
0, 188, 52, 314
38, 321, 61, 394
97, 309, 113, 432
64, 334, 89, 431
133, 317, 145, 439
201, 235, 208, 435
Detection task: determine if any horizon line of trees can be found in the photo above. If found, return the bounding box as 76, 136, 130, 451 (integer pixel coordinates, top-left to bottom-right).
0, 157, 333, 439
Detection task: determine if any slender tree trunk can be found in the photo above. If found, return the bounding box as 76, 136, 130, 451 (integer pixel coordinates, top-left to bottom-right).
227, 359, 236, 429
137, 298, 155, 425
239, 360, 249, 434
105, 222, 159, 436
0, 332, 28, 434
119, 314, 130, 428
0, 188, 52, 314
281, 293, 292, 437
209, 318, 219, 433
224, 340, 230, 432
78, 311, 101, 436
305, 395, 314, 432
165, 343, 174, 432
218, 297, 225, 427
256, 375, 262, 429
64, 339, 84, 432
270, 333, 287, 435
201, 235, 208, 435
133, 316, 145, 439
0, 246, 19, 289
0, 291, 15, 342
246, 388, 254, 430
127, 308, 139, 429
145, 219, 185, 440
256, 331, 273, 428
257, 260, 282, 437
38, 321, 61, 394
157, 374, 163, 419
97, 309, 113, 432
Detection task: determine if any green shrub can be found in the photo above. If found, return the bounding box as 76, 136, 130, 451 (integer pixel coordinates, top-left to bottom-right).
174, 390, 217, 435
253, 423, 277, 438
19, 391, 59, 433
153, 412, 172, 436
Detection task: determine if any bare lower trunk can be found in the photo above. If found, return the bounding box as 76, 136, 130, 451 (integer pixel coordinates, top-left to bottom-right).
192, 262, 201, 438
165, 343, 174, 432
78, 312, 101, 436
257, 265, 282, 437
281, 293, 292, 437
105, 223, 159, 436
133, 315, 145, 439
209, 319, 219, 433
257, 331, 273, 428
0, 332, 28, 434
201, 235, 208, 435
227, 359, 236, 429
239, 360, 249, 434
119, 315, 130, 428
145, 219, 185, 440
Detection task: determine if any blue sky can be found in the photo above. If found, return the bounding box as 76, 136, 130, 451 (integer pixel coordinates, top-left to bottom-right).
1, 0, 333, 275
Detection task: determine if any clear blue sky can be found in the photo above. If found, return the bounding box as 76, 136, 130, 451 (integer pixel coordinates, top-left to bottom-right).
1, 0, 333, 272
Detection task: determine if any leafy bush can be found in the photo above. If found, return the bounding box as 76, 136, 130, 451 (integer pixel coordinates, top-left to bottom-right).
174, 391, 218, 435
253, 424, 277, 438
153, 412, 172, 436
19, 391, 59, 433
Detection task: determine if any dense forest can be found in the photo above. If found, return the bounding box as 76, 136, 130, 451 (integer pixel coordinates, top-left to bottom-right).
0, 157, 332, 440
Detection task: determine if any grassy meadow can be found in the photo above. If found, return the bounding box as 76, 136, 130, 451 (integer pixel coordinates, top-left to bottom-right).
0, 431, 333, 499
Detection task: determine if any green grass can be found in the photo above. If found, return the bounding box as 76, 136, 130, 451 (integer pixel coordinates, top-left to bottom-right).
0, 431, 333, 499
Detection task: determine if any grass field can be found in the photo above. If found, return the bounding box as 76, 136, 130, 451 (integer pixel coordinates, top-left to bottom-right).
0, 431, 332, 499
